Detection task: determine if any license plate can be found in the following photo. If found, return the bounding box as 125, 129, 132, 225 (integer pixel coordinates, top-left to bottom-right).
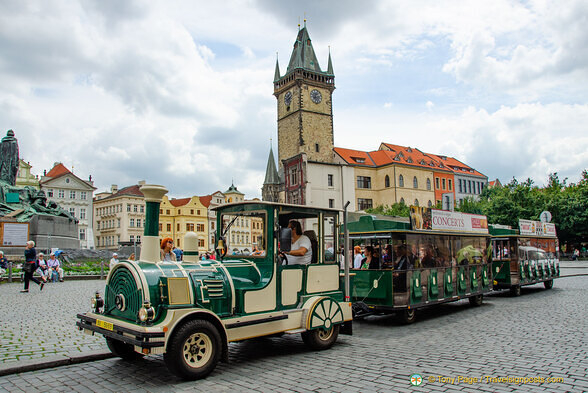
96, 319, 114, 331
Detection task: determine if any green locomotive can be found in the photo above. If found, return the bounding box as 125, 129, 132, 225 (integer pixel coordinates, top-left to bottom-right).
77, 185, 352, 380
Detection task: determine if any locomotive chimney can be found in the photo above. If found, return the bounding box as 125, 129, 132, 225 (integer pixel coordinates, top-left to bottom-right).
139, 184, 168, 263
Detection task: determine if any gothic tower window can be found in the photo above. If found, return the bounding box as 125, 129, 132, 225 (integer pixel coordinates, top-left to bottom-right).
399, 175, 404, 187
385, 175, 390, 188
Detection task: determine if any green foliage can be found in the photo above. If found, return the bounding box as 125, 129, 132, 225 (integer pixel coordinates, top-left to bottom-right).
366, 203, 410, 217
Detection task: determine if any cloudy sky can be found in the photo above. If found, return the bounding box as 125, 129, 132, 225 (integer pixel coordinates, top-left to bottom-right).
1, 0, 587, 198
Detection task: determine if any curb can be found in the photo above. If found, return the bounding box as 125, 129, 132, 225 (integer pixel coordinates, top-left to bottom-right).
0, 350, 114, 377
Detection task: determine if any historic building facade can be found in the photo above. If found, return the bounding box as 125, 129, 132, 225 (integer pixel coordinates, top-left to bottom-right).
159, 196, 209, 253
15, 160, 40, 189
40, 163, 96, 248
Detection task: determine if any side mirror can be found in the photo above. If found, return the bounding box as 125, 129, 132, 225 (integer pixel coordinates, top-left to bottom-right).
279, 227, 292, 252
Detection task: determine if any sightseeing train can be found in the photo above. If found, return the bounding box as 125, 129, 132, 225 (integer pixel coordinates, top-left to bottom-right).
345, 208, 560, 322
77, 185, 353, 380
77, 186, 559, 379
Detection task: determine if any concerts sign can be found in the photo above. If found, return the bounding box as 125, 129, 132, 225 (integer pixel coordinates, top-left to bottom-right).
519, 219, 557, 237
410, 207, 488, 234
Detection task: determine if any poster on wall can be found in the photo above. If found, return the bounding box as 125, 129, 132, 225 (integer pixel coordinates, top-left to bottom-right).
410, 206, 489, 234
1, 222, 30, 246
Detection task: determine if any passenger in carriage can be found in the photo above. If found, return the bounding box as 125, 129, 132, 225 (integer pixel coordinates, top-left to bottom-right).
381, 245, 393, 268
280, 220, 312, 265
421, 246, 436, 268
393, 244, 409, 291
360, 246, 379, 269
353, 246, 363, 269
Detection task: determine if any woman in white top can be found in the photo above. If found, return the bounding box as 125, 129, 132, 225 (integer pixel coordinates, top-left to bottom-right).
353, 246, 364, 269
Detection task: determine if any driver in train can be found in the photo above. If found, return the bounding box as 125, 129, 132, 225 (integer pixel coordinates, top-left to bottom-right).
280, 220, 312, 265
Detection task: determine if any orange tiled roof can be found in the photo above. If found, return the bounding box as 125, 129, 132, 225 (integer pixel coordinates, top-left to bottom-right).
428, 154, 486, 178
199, 195, 213, 208
45, 163, 71, 177
169, 197, 191, 207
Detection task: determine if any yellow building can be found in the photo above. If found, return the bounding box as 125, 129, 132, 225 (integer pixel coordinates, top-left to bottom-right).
159, 196, 208, 253
15, 159, 40, 189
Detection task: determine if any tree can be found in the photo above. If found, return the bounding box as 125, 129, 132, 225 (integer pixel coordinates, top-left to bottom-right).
366, 203, 410, 217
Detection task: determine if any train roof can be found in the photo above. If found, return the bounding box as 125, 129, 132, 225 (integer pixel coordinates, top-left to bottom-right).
213, 200, 343, 214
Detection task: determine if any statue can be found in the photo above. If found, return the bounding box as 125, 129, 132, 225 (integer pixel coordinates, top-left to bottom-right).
0, 130, 19, 186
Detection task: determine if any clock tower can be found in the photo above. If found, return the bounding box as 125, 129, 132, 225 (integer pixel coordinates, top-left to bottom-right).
274, 25, 335, 165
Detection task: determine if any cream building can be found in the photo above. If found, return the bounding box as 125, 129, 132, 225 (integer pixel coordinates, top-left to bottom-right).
93, 182, 146, 250
15, 159, 40, 189
159, 195, 209, 253
40, 163, 96, 248
202, 191, 225, 252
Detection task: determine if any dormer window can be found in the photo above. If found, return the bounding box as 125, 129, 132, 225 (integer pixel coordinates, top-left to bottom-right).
352, 156, 365, 163
406, 158, 413, 163
420, 159, 426, 165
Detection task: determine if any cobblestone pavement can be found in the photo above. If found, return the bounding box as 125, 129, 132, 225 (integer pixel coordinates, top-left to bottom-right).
0, 262, 587, 392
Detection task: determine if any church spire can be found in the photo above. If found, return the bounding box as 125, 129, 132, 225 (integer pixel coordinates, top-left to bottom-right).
286, 26, 323, 73
263, 145, 280, 185
274, 54, 281, 82
327, 47, 334, 75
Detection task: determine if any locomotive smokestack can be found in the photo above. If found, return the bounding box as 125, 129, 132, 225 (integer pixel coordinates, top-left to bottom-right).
183, 232, 200, 263
139, 184, 168, 263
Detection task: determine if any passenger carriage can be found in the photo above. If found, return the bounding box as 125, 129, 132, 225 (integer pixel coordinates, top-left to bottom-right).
490, 219, 560, 296
348, 207, 492, 323
77, 185, 352, 380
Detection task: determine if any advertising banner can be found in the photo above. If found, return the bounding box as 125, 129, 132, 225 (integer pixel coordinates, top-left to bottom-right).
519, 219, 557, 237
410, 206, 488, 234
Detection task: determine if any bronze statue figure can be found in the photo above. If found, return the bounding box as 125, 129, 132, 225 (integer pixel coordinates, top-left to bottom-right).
0, 130, 19, 186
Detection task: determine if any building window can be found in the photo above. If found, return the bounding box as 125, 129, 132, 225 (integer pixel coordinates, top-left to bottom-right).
211, 222, 214, 230
117, 219, 120, 228
442, 178, 446, 190
197, 210, 201, 215
177, 223, 180, 231
414, 199, 419, 206
130, 235, 134, 242
69, 207, 76, 217
198, 239, 205, 247
400, 197, 405, 205
315, 143, 320, 152
80, 191, 87, 200
428, 200, 432, 207
178, 209, 181, 214
329, 199, 334, 208
448, 179, 452, 191
166, 209, 170, 215
140, 205, 144, 213
127, 204, 131, 212
136, 219, 141, 228
468, 180, 472, 194
413, 177, 418, 189
47, 189, 54, 197
328, 174, 333, 187
159, 223, 162, 231
167, 223, 172, 231
197, 223, 205, 232
186, 223, 195, 231
70, 190, 76, 199
79, 228, 86, 240
357, 198, 373, 210
435, 177, 440, 189
134, 205, 138, 212
459, 179, 463, 193
136, 235, 141, 243
385, 175, 390, 188
289, 167, 298, 185
356, 176, 371, 189
399, 175, 404, 187
426, 178, 431, 191
80, 208, 86, 220
190, 209, 194, 215
58, 189, 65, 198
130, 218, 135, 227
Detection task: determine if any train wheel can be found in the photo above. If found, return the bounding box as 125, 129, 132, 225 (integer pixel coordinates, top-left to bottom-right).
398, 308, 416, 324
301, 325, 339, 350
510, 285, 521, 297
106, 337, 143, 361
469, 294, 483, 307
164, 320, 221, 380
544, 280, 554, 290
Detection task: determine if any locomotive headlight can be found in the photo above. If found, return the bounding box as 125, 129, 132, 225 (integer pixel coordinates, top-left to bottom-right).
138, 301, 155, 322
91, 291, 104, 312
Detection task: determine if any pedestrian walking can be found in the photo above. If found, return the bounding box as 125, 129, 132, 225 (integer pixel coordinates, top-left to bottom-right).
21, 240, 44, 292
0, 251, 8, 277
109, 253, 119, 269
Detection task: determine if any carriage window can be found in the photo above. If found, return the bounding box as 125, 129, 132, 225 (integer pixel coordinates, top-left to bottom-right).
456, 237, 486, 265
323, 214, 337, 263
221, 211, 266, 257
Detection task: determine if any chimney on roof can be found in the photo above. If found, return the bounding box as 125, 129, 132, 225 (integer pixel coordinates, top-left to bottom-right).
111, 184, 118, 194
138, 180, 146, 186
43, 170, 47, 176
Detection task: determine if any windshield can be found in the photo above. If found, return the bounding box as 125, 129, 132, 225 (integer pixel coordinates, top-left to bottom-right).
220, 211, 266, 257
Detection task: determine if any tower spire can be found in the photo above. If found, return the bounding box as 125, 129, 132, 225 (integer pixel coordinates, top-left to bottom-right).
327, 46, 334, 75
274, 53, 281, 82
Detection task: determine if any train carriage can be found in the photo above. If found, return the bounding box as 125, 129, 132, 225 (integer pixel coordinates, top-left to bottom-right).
77, 185, 352, 380
348, 207, 492, 323
490, 219, 560, 296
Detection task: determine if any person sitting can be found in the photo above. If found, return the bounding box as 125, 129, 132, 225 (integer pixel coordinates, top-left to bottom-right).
109, 253, 119, 270
353, 246, 363, 269
160, 238, 177, 262
280, 220, 312, 265
36, 252, 49, 283
128, 253, 136, 261
0, 251, 8, 277
47, 252, 63, 282
361, 246, 380, 269
172, 247, 183, 262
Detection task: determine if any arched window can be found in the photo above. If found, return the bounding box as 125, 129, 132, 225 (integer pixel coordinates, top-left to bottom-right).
428, 200, 432, 207
414, 199, 419, 206
385, 175, 390, 188
413, 176, 418, 189
426, 178, 431, 191
399, 175, 404, 187
400, 198, 405, 205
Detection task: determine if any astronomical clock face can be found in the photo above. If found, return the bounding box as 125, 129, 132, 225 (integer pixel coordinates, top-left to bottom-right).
310, 89, 322, 104
284, 91, 292, 106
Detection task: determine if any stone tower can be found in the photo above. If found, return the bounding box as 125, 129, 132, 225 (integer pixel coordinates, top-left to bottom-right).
274, 25, 335, 165
261, 145, 281, 202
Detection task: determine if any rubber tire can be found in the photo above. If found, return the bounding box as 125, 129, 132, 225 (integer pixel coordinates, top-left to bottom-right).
544, 280, 554, 289
301, 325, 339, 350
398, 308, 416, 324
510, 285, 521, 297
106, 337, 143, 361
469, 294, 483, 307
164, 320, 221, 380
